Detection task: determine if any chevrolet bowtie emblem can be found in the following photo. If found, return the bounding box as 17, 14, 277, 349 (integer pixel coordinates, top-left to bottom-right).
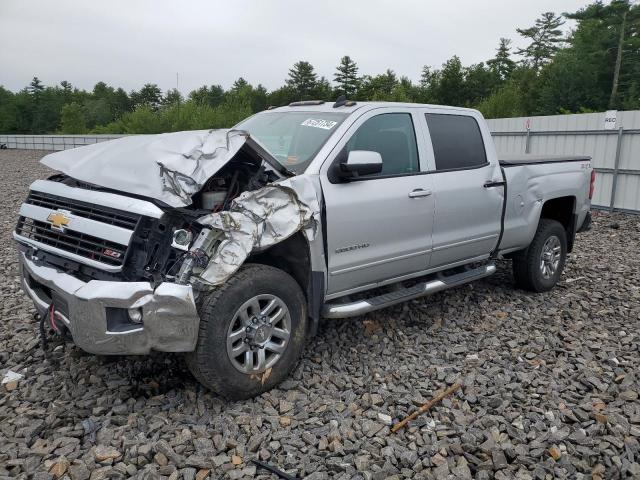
47, 211, 71, 232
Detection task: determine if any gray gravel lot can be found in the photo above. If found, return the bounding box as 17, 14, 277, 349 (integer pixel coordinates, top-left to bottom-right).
1, 149, 639, 480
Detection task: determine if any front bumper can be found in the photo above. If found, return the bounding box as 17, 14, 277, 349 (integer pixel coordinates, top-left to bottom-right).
18, 252, 200, 355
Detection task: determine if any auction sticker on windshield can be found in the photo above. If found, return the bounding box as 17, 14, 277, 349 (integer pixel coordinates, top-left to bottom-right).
301, 118, 337, 130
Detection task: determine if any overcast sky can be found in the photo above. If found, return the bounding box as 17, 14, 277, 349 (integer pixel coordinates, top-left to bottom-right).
1, 0, 593, 95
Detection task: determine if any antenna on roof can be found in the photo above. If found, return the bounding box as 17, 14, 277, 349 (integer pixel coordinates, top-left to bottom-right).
333, 95, 356, 108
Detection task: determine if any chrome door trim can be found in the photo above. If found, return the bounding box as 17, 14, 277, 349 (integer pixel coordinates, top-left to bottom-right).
432, 233, 499, 252
329, 248, 433, 276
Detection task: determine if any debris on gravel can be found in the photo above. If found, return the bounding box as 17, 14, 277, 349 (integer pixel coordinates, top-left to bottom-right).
1, 149, 639, 479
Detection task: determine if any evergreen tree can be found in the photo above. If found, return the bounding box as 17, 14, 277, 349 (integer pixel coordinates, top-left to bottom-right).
27, 77, 44, 96
267, 85, 298, 107
357, 70, 398, 100
419, 66, 440, 102
60, 81, 73, 100
131, 84, 162, 110
60, 102, 87, 133
0, 86, 17, 132
567, 0, 640, 109
515, 12, 565, 70
434, 56, 466, 105
112, 88, 132, 117
232, 77, 249, 91
537, 0, 640, 112
487, 38, 516, 80
163, 88, 183, 106
286, 61, 318, 99
92, 81, 112, 99
391, 76, 421, 102
313, 76, 333, 100
27, 77, 50, 133
251, 84, 269, 112
419, 66, 436, 89
188, 85, 225, 107
477, 80, 526, 119
334, 56, 359, 97
464, 63, 500, 105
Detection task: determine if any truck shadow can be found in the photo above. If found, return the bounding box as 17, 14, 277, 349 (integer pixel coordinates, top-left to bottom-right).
85, 263, 515, 405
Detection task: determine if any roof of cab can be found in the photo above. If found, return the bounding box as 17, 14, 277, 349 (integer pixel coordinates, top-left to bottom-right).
268, 101, 481, 116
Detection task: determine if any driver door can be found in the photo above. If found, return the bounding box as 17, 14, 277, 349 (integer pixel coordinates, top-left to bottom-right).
320, 109, 435, 296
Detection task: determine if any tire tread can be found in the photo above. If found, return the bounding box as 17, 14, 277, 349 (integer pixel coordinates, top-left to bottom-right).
186, 264, 306, 400
512, 219, 567, 293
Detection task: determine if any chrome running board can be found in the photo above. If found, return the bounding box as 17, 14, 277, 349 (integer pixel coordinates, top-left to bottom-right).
322, 263, 496, 319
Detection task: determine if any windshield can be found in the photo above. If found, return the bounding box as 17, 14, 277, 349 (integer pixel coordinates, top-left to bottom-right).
235, 111, 348, 173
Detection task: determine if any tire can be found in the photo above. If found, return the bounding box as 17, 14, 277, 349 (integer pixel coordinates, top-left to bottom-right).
186, 264, 307, 400
512, 219, 567, 293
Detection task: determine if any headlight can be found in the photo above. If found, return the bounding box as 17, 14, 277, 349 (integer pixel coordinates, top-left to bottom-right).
128, 308, 143, 323
171, 229, 192, 251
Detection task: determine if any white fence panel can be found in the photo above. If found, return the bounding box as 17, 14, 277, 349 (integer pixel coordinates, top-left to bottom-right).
0, 134, 127, 150
488, 110, 640, 213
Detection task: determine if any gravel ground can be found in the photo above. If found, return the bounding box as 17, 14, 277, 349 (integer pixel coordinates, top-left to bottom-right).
1, 149, 639, 480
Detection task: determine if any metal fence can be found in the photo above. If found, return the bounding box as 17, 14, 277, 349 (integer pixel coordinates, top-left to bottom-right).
0, 134, 126, 150
488, 110, 640, 213
2, 110, 639, 212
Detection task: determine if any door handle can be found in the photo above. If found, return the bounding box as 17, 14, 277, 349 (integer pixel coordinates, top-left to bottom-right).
483, 180, 506, 188
408, 188, 432, 198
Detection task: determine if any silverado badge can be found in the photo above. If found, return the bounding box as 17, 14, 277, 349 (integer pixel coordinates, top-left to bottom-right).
47, 211, 71, 232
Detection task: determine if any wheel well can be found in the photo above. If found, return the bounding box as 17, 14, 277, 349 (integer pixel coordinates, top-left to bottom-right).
540, 196, 576, 252
248, 232, 321, 335
249, 232, 310, 295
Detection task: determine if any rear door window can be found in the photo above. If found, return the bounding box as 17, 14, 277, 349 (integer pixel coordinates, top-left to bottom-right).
425, 113, 487, 171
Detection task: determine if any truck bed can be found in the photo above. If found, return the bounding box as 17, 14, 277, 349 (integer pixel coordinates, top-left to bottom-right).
499, 154, 591, 166
499, 155, 592, 256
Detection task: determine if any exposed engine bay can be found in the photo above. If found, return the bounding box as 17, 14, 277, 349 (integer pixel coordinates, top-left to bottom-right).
191, 153, 278, 212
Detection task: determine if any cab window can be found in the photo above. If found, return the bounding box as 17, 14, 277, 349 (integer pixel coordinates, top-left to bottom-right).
345, 113, 420, 177
425, 113, 487, 171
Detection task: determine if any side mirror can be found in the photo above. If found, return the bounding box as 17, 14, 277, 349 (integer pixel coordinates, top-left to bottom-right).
339, 150, 383, 179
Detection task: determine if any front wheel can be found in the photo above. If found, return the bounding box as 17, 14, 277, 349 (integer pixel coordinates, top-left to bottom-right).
512, 219, 567, 292
186, 264, 307, 400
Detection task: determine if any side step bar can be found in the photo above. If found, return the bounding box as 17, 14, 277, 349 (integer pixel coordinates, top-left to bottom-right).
322, 263, 496, 319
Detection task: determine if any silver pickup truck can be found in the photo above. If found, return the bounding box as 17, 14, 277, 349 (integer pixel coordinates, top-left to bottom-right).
14, 101, 594, 399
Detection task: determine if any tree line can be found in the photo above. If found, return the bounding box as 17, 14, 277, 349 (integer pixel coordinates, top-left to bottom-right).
1, 0, 638, 135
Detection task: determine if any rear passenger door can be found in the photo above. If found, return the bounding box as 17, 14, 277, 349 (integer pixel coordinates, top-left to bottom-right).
420, 110, 504, 268
320, 109, 435, 296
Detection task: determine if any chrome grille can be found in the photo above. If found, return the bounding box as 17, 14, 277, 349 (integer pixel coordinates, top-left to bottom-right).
14, 188, 146, 270
16, 217, 127, 267
25, 190, 140, 230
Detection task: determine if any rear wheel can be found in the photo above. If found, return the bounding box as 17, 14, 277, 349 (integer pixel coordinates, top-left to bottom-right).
513, 219, 567, 292
186, 264, 307, 400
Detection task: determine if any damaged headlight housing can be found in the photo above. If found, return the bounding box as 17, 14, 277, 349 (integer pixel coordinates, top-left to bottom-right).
128, 307, 143, 323
171, 229, 192, 251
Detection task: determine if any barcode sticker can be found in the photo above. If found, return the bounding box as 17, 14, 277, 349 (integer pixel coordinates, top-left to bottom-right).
301, 118, 337, 130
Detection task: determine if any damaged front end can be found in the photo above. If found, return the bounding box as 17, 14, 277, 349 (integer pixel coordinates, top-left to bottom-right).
15, 129, 320, 355
175, 176, 319, 289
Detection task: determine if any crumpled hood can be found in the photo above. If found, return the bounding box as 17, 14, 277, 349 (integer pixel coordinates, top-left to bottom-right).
41, 129, 258, 207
